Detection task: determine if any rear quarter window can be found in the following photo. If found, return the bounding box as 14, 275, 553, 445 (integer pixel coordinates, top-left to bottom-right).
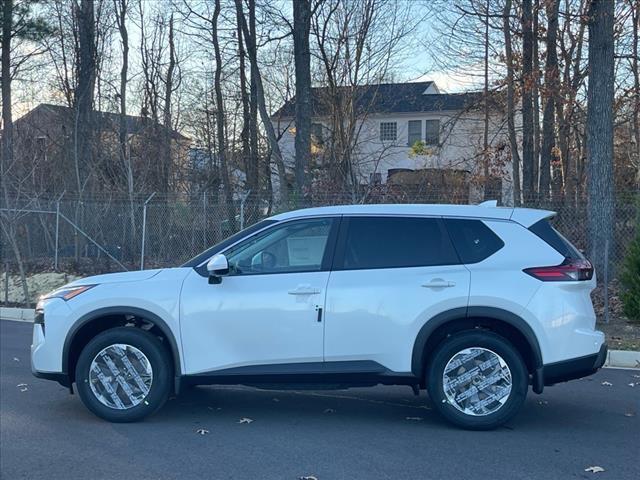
444, 218, 504, 264
528, 219, 583, 260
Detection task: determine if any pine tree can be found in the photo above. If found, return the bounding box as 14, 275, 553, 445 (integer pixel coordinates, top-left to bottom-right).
621, 218, 640, 323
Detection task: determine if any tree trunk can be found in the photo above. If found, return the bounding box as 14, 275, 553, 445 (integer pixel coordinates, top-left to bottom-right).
532, 0, 541, 196
540, 0, 559, 201
0, 0, 28, 303
1, 0, 12, 172
213, 0, 236, 230
482, 0, 490, 197
248, 0, 260, 206
586, 0, 615, 274
521, 0, 535, 202
503, 0, 522, 206
163, 13, 176, 193
236, 0, 288, 206
73, 0, 96, 259
235, 0, 258, 223
631, 0, 640, 185
293, 0, 312, 204
114, 0, 136, 259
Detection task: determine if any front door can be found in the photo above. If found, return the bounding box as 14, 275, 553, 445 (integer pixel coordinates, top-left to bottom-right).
180, 217, 338, 375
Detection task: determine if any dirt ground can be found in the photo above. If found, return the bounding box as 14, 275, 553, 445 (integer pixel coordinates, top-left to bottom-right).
0, 272, 81, 306
598, 317, 640, 350
592, 279, 639, 350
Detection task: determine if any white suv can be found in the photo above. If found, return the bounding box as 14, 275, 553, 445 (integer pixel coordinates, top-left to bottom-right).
31, 203, 607, 429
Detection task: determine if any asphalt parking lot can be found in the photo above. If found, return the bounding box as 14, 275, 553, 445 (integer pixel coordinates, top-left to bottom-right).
1, 319, 638, 480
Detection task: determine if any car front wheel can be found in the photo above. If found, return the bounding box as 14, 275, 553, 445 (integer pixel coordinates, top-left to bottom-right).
75, 327, 172, 422
426, 330, 528, 430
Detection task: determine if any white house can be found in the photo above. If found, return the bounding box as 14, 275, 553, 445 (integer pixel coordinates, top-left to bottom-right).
271, 81, 514, 204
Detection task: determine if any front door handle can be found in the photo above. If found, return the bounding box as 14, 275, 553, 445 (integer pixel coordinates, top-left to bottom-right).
422, 280, 456, 288
288, 286, 321, 295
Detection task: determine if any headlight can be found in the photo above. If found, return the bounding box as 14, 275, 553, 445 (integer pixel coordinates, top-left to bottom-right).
42, 285, 96, 301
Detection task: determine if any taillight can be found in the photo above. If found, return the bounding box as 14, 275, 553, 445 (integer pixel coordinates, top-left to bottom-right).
523, 258, 594, 281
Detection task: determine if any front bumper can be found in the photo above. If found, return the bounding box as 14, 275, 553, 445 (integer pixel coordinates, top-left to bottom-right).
32, 370, 71, 388
533, 343, 608, 393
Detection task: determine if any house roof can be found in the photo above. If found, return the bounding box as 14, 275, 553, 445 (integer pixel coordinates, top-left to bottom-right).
271, 81, 485, 118
15, 103, 190, 141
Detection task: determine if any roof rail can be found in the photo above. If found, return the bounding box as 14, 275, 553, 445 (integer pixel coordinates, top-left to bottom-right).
478, 200, 498, 207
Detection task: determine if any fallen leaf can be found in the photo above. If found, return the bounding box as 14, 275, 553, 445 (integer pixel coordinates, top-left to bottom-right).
238, 417, 253, 424
405, 416, 423, 421
13, 357, 19, 362
196, 428, 209, 435
584, 466, 605, 473
601, 381, 612, 386
628, 383, 635, 387
323, 408, 335, 414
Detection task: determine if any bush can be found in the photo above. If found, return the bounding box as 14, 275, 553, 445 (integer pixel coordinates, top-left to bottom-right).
621, 224, 640, 323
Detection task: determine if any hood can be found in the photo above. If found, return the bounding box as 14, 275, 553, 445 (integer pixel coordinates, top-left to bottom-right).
67, 269, 163, 286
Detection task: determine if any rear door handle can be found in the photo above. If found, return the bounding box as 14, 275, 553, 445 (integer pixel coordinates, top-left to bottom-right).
422, 280, 456, 288
288, 286, 321, 295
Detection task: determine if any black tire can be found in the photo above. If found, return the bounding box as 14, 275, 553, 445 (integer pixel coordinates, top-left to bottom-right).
75, 327, 172, 422
426, 330, 528, 430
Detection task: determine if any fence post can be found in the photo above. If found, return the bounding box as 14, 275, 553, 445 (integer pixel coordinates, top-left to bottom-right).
140, 192, 156, 270
54, 191, 65, 271
239, 190, 251, 231
202, 190, 207, 248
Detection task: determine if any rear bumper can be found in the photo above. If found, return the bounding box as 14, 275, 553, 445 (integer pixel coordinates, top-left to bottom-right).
533, 343, 608, 392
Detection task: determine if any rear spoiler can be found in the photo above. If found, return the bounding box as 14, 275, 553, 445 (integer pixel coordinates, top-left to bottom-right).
510, 208, 556, 228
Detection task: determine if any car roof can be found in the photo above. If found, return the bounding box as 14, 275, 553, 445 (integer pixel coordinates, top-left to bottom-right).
269, 204, 555, 227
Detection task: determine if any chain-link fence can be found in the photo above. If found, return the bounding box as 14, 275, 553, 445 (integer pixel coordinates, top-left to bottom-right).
2, 189, 638, 280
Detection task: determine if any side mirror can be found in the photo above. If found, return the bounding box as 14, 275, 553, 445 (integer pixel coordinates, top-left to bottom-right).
206, 254, 229, 284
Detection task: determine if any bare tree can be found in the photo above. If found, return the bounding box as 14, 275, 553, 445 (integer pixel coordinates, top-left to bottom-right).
539, 0, 560, 201
113, 0, 137, 256
586, 0, 615, 271
502, 0, 521, 205
293, 0, 313, 202
236, 0, 288, 204
521, 0, 536, 200
212, 0, 235, 229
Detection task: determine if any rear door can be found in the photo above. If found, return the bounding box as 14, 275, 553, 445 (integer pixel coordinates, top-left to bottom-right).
323, 216, 470, 373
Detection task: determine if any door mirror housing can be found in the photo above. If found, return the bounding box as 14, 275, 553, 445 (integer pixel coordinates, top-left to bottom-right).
207, 254, 229, 284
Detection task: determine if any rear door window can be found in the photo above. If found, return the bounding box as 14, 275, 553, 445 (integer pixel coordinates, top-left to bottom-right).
444, 218, 504, 264
337, 216, 459, 270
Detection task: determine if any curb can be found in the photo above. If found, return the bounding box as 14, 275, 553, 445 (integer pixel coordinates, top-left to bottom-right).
0, 307, 35, 323
604, 350, 640, 369
2, 308, 639, 369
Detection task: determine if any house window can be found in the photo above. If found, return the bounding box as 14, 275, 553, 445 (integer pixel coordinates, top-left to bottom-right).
425, 119, 440, 145
369, 172, 382, 185
407, 120, 422, 146
379, 122, 397, 142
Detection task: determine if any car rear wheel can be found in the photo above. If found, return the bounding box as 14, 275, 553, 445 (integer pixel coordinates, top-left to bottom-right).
75, 327, 172, 422
426, 330, 528, 430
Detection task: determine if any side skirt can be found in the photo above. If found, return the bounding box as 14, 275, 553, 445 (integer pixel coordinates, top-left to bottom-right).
179, 361, 419, 392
